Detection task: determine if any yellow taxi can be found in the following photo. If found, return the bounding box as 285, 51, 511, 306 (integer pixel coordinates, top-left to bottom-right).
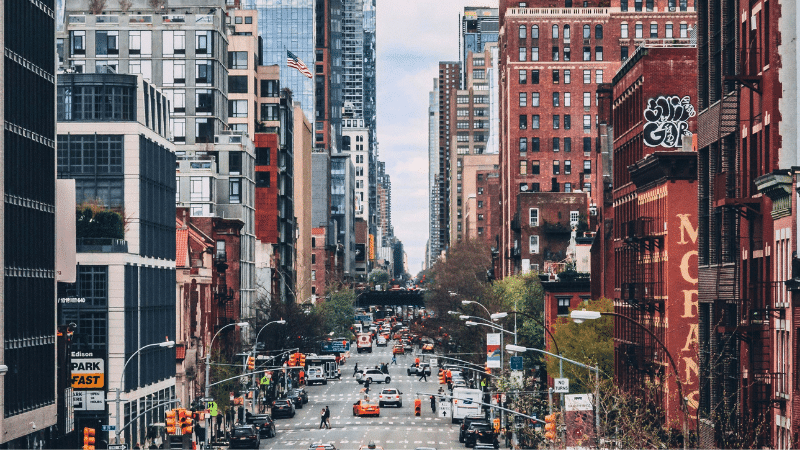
352, 400, 381, 417
422, 343, 434, 353
392, 344, 405, 355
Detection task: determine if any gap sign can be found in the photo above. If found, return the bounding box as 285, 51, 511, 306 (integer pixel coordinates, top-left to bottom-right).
71, 358, 105, 389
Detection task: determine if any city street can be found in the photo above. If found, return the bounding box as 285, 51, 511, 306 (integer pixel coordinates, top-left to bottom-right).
262, 343, 459, 449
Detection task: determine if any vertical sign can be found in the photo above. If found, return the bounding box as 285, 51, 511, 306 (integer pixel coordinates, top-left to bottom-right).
486, 333, 501, 368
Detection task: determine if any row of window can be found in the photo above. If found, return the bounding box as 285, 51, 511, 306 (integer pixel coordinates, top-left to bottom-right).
620, 22, 690, 39
519, 160, 591, 176
517, 22, 690, 42
517, 181, 590, 194
520, 137, 595, 154
518, 69, 603, 85
516, 0, 690, 11
69, 30, 215, 57
518, 45, 603, 62
528, 209, 580, 228
519, 114, 596, 131
518, 90, 600, 108
518, 24, 603, 41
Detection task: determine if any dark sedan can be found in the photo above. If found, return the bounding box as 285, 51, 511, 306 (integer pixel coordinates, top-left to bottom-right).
287, 390, 304, 409
230, 425, 261, 449
464, 422, 499, 448
293, 387, 309, 404
271, 398, 296, 418
245, 414, 276, 438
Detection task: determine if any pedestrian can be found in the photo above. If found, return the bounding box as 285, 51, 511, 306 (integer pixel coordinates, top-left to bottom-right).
430, 395, 436, 413
418, 368, 428, 382
364, 378, 371, 394
353, 362, 359, 376
319, 408, 326, 429
391, 354, 397, 365
324, 406, 331, 429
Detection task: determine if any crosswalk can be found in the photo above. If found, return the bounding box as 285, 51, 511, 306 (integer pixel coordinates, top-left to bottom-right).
274, 418, 449, 428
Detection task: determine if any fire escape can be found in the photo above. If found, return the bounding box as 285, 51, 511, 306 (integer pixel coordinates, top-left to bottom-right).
214, 247, 236, 330
619, 216, 664, 402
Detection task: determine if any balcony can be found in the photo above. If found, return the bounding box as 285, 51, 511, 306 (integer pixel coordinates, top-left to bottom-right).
77, 238, 128, 253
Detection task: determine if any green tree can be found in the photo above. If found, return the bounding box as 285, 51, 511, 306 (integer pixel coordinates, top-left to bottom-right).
547, 297, 614, 392
368, 269, 390, 287
316, 290, 356, 338
76, 204, 125, 239
488, 272, 546, 368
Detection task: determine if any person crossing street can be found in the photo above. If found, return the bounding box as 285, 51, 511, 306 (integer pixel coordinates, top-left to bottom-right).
418, 368, 428, 382
353, 362, 359, 376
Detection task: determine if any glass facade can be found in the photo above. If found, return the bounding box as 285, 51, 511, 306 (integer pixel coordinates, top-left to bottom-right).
245, 0, 315, 123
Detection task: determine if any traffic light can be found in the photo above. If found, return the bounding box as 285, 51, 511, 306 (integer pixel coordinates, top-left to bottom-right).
165, 409, 177, 434
299, 353, 306, 367
247, 356, 255, 371
439, 370, 446, 384
180, 410, 194, 435
544, 413, 557, 441
82, 427, 95, 450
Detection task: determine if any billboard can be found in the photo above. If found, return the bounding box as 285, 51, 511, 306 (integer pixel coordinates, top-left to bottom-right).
486, 333, 501, 368
71, 350, 105, 389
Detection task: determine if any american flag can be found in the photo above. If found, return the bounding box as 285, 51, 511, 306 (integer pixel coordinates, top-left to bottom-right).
286, 50, 312, 79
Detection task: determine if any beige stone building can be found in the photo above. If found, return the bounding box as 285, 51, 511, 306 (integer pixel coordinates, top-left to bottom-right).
293, 103, 313, 304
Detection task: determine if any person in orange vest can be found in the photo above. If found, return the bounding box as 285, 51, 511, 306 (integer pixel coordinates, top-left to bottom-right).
299, 369, 305, 386
414, 357, 420, 366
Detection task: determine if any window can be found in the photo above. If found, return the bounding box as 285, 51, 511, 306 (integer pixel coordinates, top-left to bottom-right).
650, 23, 658, 38
129, 30, 151, 56
553, 160, 560, 174
196, 118, 212, 142
564, 115, 572, 130
595, 25, 603, 39
564, 46, 571, 61
531, 138, 540, 152
261, 104, 278, 121
312, 254, 316, 265
229, 100, 247, 118
261, 80, 279, 97
531, 70, 540, 84
583, 24, 590, 39
552, 25, 559, 39
478, 214, 484, 221
531, 115, 540, 129
128, 60, 152, 80
553, 137, 560, 151
553, 115, 560, 129
229, 51, 247, 69
529, 208, 539, 226
583, 92, 591, 107
564, 160, 571, 174
583, 46, 591, 61
519, 92, 527, 107
519, 160, 528, 175
564, 70, 571, 84
565, 138, 572, 152
190, 176, 211, 201
635, 23, 643, 38
552, 46, 559, 61
564, 25, 571, 41
532, 183, 540, 192
519, 25, 527, 39
519, 47, 527, 61
532, 92, 540, 107
519, 115, 527, 130
173, 118, 186, 142
229, 75, 248, 93
564, 93, 571, 107
529, 235, 539, 254
552, 70, 559, 84
163, 30, 186, 55
666, 23, 674, 38
680, 23, 688, 38
229, 178, 241, 203
531, 25, 539, 38
584, 182, 592, 193
595, 46, 603, 61
196, 89, 213, 113
621, 23, 629, 38
531, 47, 539, 61
583, 137, 592, 153
245, 16, 253, 24
196, 31, 212, 54
583, 115, 591, 131
473, 69, 485, 79
196, 60, 213, 84
583, 70, 591, 84
457, 96, 470, 104
256, 172, 270, 188
311, 270, 316, 281
519, 137, 528, 153
70, 30, 86, 54
557, 297, 570, 315
570, 210, 580, 226
519, 70, 527, 84
256, 146, 270, 165
584, 160, 592, 173
635, 0, 643, 11
621, 46, 629, 60
553, 92, 560, 107
564, 182, 572, 193
95, 31, 119, 55
531, 160, 540, 174
595, 70, 603, 83
646, 0, 653, 10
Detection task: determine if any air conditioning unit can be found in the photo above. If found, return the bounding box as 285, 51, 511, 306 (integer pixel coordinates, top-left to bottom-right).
669, 6, 676, 11
520, 184, 529, 192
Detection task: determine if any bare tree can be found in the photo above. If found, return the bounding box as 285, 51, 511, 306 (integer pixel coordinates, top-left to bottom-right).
89, 0, 106, 14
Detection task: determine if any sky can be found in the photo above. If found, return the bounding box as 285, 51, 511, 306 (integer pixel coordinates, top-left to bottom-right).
376, 0, 498, 276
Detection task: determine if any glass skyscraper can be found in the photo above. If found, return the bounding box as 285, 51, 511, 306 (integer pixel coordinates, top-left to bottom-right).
246, 0, 316, 123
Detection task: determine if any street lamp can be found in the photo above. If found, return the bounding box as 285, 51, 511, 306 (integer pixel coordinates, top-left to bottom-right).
506, 344, 601, 442
464, 320, 515, 431
570, 310, 690, 449
491, 310, 562, 356
250, 320, 287, 415
461, 300, 491, 317
204, 321, 248, 449
115, 340, 175, 444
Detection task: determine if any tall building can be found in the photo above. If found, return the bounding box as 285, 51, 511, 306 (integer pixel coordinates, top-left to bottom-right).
331, 154, 356, 276
314, 0, 343, 153
59, 0, 230, 145
1, 0, 58, 444
460, 7, 499, 88
246, 0, 315, 123
293, 102, 313, 304
376, 160, 393, 247
497, 0, 695, 276
427, 79, 441, 267
432, 61, 461, 260
227, 9, 261, 137
57, 74, 176, 446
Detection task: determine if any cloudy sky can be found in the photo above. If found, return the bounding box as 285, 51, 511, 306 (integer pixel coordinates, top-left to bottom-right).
376, 0, 498, 275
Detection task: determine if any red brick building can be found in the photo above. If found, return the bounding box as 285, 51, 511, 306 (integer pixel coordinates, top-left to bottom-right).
311, 227, 328, 303
497, 0, 696, 277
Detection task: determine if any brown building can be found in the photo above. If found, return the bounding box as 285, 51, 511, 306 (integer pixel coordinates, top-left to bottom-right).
227, 9, 260, 137
311, 227, 329, 303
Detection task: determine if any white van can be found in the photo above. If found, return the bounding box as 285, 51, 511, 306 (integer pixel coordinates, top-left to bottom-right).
451, 388, 483, 423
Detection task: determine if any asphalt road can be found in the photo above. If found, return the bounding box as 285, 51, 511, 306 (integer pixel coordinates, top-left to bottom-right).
261, 343, 459, 449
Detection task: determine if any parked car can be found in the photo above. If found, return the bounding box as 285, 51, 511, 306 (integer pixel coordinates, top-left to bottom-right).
245, 414, 276, 438
352, 399, 381, 417
407, 363, 431, 376
356, 369, 391, 384
307, 366, 327, 385
378, 388, 403, 407
271, 398, 296, 418
463, 422, 499, 448
308, 444, 337, 450
459, 415, 487, 443
287, 390, 304, 409
230, 425, 261, 449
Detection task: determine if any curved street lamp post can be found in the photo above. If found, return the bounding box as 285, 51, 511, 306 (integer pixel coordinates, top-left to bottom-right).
203, 321, 248, 449
250, 320, 287, 414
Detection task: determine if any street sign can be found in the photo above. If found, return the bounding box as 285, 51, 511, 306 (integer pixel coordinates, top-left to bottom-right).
108, 445, 127, 450
321, 340, 350, 353
102, 425, 116, 431
510, 356, 523, 370
429, 357, 437, 367
240, 376, 250, 385
554, 378, 569, 393
200, 397, 214, 402
439, 401, 451, 418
